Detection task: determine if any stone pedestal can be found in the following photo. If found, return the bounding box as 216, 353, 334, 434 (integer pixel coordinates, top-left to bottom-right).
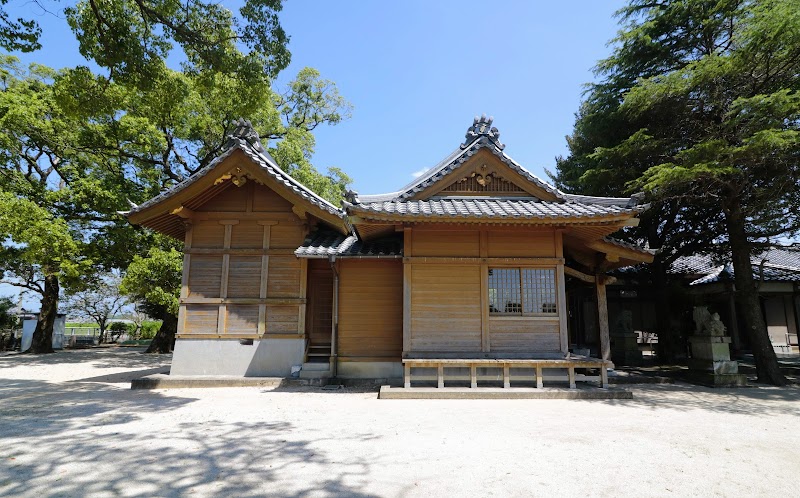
611, 331, 643, 366
609, 310, 643, 366
688, 335, 747, 387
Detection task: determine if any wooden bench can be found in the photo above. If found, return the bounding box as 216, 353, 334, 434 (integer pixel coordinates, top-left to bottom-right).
402, 357, 610, 389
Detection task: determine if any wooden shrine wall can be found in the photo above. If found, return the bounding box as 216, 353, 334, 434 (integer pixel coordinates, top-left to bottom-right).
337, 259, 403, 360
178, 181, 309, 339
404, 226, 567, 354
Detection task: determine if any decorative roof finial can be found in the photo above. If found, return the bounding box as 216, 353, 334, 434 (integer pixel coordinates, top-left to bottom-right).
461, 114, 505, 150
345, 190, 360, 204
228, 118, 266, 152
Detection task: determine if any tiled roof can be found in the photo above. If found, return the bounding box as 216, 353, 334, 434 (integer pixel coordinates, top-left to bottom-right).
128, 119, 343, 219
346, 198, 645, 221
670, 254, 721, 275
673, 246, 800, 284
353, 115, 640, 208
758, 245, 800, 269
601, 237, 657, 255
295, 230, 403, 258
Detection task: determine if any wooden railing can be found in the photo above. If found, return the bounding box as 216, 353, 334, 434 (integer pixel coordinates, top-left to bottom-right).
402, 357, 610, 389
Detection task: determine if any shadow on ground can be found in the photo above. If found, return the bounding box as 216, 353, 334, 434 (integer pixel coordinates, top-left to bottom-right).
0, 347, 169, 370
604, 382, 800, 416
0, 378, 381, 497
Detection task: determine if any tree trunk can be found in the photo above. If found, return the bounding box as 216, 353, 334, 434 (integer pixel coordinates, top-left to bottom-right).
98, 322, 106, 345
144, 312, 177, 354
29, 274, 58, 354
652, 257, 679, 363
725, 202, 786, 385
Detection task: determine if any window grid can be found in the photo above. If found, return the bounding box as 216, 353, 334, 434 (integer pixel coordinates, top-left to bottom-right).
488, 267, 557, 316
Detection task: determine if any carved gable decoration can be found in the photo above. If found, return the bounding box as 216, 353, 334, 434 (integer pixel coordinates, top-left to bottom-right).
438, 163, 528, 196
213, 165, 264, 188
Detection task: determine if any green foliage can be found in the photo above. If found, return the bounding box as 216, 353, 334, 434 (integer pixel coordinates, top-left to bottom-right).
139, 320, 160, 339
0, 296, 17, 329
0, 0, 41, 52
554, 0, 800, 258
1, 1, 290, 87
120, 247, 183, 317
554, 0, 798, 383
0, 1, 351, 351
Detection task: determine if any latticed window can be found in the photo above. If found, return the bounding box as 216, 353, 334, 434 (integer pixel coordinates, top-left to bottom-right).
488, 268, 557, 315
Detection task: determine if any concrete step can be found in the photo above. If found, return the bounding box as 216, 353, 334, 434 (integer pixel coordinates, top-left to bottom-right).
299, 362, 331, 379
301, 361, 331, 371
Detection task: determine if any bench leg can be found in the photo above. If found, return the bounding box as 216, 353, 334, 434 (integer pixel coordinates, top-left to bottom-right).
404, 364, 411, 389
600, 366, 608, 389
503, 365, 510, 389
536, 366, 543, 389
470, 365, 477, 388
568, 367, 576, 389
437, 365, 444, 389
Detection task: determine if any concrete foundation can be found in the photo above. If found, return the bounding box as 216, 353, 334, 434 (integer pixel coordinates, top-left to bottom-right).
379, 386, 633, 399
170, 338, 305, 377
337, 361, 403, 379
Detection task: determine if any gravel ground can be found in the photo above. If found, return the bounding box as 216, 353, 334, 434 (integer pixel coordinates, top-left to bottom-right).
1, 348, 798, 498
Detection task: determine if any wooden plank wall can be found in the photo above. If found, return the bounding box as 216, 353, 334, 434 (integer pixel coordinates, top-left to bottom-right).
338, 259, 403, 360
406, 226, 566, 354
178, 181, 309, 339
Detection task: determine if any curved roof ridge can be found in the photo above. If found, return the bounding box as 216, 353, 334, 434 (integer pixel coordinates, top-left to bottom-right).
348, 116, 642, 208
128, 120, 344, 218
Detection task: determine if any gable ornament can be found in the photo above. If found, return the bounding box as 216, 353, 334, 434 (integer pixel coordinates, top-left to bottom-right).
214, 166, 261, 187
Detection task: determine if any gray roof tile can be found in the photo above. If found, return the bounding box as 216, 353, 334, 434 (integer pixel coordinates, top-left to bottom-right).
295, 230, 403, 258
346, 198, 645, 221
672, 246, 800, 284
128, 119, 343, 219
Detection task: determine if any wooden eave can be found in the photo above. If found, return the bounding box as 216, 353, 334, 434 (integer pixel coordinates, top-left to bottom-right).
127, 149, 348, 238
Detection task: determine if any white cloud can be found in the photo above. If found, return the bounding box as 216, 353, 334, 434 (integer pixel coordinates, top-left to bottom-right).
411, 169, 427, 178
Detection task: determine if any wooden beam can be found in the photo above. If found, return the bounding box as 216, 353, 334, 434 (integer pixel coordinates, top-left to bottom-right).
180, 297, 305, 305
596, 276, 611, 362
564, 266, 595, 283
170, 205, 196, 219
404, 257, 564, 265
587, 239, 652, 264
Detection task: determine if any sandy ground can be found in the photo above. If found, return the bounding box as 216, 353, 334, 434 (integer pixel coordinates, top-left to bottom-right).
1, 348, 798, 498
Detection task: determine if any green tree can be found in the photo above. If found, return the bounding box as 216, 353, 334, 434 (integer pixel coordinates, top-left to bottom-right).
0, 0, 351, 354
0, 191, 87, 353
1, 1, 290, 85
555, 0, 800, 385
120, 246, 182, 353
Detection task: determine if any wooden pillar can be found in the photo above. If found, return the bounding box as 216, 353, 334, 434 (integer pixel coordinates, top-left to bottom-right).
257, 221, 276, 335
555, 230, 568, 354
596, 275, 611, 362
217, 220, 238, 336
402, 227, 412, 353
480, 230, 490, 352
298, 258, 308, 336
176, 221, 193, 336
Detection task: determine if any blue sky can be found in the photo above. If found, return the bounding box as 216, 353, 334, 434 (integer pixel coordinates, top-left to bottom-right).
6, 0, 627, 193
3, 1, 627, 308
